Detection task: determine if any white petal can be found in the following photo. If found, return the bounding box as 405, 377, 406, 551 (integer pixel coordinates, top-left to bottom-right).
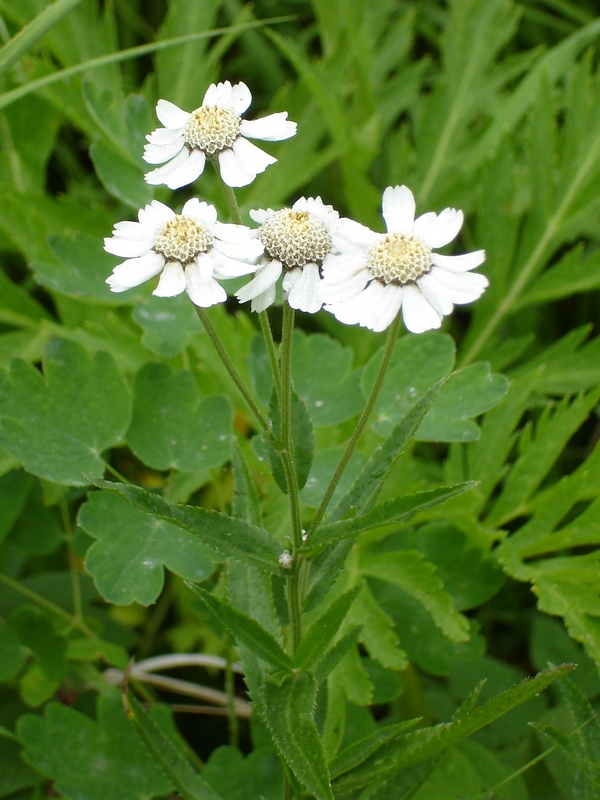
251, 285, 276, 312
156, 99, 190, 129
181, 198, 217, 226
325, 290, 367, 326
282, 267, 301, 292
146, 126, 186, 145
145, 148, 191, 185
218, 147, 255, 187
143, 137, 185, 165
212, 236, 263, 262
139, 200, 175, 230
428, 266, 489, 304
104, 235, 153, 258
382, 185, 415, 234
240, 112, 296, 141
319, 267, 370, 303
227, 82, 252, 114
358, 281, 387, 329
417, 272, 454, 315
321, 253, 369, 284
203, 81, 232, 107
211, 221, 253, 243
431, 250, 486, 272
401, 284, 442, 333
249, 208, 274, 224
211, 249, 259, 279
293, 196, 339, 229
165, 148, 207, 190
185, 255, 227, 307
112, 220, 147, 237
370, 284, 403, 332
153, 262, 187, 297
286, 263, 323, 314
108, 251, 165, 289
414, 207, 464, 249
235, 260, 282, 303
105, 278, 130, 293
333, 218, 379, 254
232, 137, 276, 176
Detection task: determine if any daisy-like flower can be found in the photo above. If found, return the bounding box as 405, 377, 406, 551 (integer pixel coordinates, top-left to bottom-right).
143, 81, 296, 189
319, 185, 488, 333
104, 199, 262, 307
235, 197, 340, 313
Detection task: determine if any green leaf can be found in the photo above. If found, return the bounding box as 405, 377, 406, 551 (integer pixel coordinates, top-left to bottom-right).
126, 694, 224, 800
89, 478, 284, 574
359, 551, 470, 643
126, 363, 232, 472
32, 232, 128, 303
8, 484, 63, 555
418, 364, 510, 442
313, 625, 363, 684
301, 446, 368, 509
0, 338, 131, 486
0, 618, 27, 682
0, 469, 32, 545
294, 585, 362, 671
132, 292, 202, 358
231, 440, 262, 528
187, 583, 293, 672
332, 665, 573, 794
266, 388, 314, 492
0, 736, 38, 797
90, 140, 152, 208
202, 746, 283, 800
331, 379, 448, 522
309, 483, 476, 549
10, 605, 67, 706
330, 720, 422, 780
79, 491, 216, 605
66, 637, 129, 670
18, 692, 173, 800
262, 672, 333, 800
346, 584, 408, 671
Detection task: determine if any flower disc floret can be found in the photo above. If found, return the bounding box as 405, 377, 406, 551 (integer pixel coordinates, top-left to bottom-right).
184, 105, 241, 154
259, 209, 332, 270
367, 232, 432, 285
154, 215, 214, 264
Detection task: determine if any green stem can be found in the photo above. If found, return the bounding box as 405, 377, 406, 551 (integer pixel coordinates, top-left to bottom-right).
102, 460, 130, 485
259, 310, 282, 404
195, 307, 272, 437
305, 314, 402, 540
212, 159, 243, 225
0, 572, 97, 638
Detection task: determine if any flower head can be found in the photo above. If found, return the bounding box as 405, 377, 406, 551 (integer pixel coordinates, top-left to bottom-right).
235, 197, 340, 313
104, 199, 262, 307
143, 81, 296, 189
319, 185, 488, 333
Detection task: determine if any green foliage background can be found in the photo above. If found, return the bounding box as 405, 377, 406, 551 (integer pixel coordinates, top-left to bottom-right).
1, 0, 600, 797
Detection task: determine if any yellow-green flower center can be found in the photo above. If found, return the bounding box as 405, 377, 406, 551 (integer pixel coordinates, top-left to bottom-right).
154, 215, 213, 264
259, 209, 332, 269
184, 105, 241, 154
367, 232, 432, 284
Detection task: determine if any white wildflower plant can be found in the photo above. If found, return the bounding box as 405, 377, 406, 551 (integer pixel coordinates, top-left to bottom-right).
235, 196, 340, 314
143, 81, 297, 189
319, 185, 488, 333
104, 198, 262, 307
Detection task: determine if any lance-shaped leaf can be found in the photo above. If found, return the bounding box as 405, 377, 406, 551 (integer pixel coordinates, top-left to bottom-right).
331, 378, 447, 522
332, 665, 574, 795
294, 585, 362, 671
126, 694, 224, 800
266, 389, 314, 493
262, 672, 333, 800
89, 479, 283, 575
330, 719, 422, 780
314, 625, 363, 684
308, 483, 476, 550
187, 583, 292, 672
0, 338, 131, 486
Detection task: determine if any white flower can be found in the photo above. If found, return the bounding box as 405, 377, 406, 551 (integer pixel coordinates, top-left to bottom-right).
143, 81, 296, 189
319, 185, 488, 333
235, 197, 340, 313
104, 199, 262, 307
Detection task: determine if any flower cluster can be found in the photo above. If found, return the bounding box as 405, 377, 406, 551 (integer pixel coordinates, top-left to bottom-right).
105, 80, 488, 331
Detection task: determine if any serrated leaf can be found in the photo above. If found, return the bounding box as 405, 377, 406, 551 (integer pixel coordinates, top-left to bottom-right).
332, 665, 573, 794
89, 478, 283, 574
231, 439, 262, 528
330, 720, 421, 780
187, 584, 292, 672
132, 292, 202, 358
126, 694, 224, 800
79, 491, 216, 605
294, 585, 362, 671
309, 483, 476, 549
359, 551, 470, 643
347, 584, 407, 671
266, 388, 314, 493
18, 693, 173, 800
126, 363, 232, 472
314, 625, 363, 684
301, 446, 368, 509
262, 672, 333, 800
0, 338, 131, 486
